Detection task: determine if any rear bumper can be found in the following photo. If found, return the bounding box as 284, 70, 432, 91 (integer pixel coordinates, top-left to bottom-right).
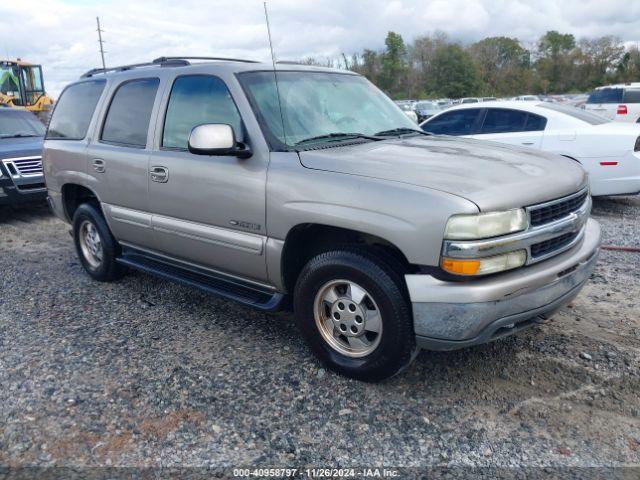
406, 218, 601, 350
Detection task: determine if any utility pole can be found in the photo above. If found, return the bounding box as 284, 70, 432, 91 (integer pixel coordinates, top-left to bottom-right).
96, 16, 106, 69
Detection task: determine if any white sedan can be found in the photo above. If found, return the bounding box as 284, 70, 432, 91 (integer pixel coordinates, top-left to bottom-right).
420, 101, 640, 196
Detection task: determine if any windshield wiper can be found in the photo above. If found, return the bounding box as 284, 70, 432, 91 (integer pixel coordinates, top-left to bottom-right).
374, 127, 431, 137
0, 133, 41, 138
295, 132, 381, 146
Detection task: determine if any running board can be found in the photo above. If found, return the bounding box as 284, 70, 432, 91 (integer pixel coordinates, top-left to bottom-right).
117, 248, 284, 311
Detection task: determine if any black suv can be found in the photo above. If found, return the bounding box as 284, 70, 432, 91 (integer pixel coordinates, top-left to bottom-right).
0, 108, 46, 206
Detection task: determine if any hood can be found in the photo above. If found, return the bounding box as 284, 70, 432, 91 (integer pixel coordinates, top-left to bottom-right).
299, 135, 588, 211
0, 136, 44, 159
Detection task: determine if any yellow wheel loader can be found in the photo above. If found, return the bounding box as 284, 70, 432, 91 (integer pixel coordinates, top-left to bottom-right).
0, 59, 55, 124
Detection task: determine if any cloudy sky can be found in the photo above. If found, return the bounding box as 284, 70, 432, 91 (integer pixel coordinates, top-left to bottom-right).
2, 0, 639, 97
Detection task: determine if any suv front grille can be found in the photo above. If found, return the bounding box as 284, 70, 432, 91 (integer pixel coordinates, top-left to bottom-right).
529, 190, 588, 227
2, 156, 43, 178
530, 231, 580, 258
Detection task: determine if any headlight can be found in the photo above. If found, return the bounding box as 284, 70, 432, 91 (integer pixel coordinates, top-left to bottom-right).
444, 209, 528, 240
441, 250, 527, 276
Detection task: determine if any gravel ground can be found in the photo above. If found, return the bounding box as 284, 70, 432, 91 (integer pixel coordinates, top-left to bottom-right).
0, 197, 639, 472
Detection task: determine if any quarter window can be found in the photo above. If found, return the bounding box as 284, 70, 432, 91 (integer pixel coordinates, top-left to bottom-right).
162, 75, 242, 149
421, 109, 481, 135
46, 80, 105, 140
101, 78, 159, 147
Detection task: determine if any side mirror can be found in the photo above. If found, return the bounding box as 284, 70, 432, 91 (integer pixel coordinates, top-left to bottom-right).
188, 124, 252, 158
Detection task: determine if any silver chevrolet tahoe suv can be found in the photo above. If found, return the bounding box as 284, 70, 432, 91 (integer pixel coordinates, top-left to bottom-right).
44, 57, 601, 381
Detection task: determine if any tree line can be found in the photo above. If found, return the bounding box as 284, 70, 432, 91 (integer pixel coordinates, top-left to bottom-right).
302, 31, 640, 99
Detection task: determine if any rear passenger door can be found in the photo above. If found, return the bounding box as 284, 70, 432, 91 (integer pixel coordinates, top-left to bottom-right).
87, 77, 161, 248
469, 108, 546, 149
147, 74, 268, 282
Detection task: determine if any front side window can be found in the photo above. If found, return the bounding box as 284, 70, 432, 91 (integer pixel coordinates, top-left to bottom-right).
163, 75, 242, 149
421, 109, 482, 135
101, 78, 159, 147
46, 80, 106, 140
481, 109, 528, 134
240, 71, 416, 148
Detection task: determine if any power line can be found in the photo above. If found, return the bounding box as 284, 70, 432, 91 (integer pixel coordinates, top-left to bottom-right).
96, 16, 106, 70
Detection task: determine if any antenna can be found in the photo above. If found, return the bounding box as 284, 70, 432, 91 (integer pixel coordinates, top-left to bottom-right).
263, 2, 287, 145
96, 16, 106, 70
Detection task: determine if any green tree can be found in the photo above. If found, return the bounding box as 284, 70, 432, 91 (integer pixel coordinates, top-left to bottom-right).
470, 37, 531, 95
431, 44, 481, 98
536, 31, 576, 93
379, 31, 408, 97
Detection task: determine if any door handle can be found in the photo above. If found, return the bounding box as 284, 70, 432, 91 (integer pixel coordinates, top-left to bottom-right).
150, 166, 169, 183
92, 158, 105, 173
521, 142, 535, 146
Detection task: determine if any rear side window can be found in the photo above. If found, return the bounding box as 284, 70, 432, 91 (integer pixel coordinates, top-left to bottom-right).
587, 88, 623, 104
421, 109, 481, 135
623, 89, 640, 103
162, 75, 242, 149
481, 109, 528, 134
101, 78, 159, 147
46, 80, 105, 140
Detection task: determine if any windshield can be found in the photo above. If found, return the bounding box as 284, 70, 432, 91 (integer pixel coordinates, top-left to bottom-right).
539, 103, 609, 125
0, 110, 46, 137
240, 71, 416, 148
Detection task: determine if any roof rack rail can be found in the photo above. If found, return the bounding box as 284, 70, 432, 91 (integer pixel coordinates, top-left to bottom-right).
81, 56, 259, 78
152, 56, 259, 64
276, 60, 307, 65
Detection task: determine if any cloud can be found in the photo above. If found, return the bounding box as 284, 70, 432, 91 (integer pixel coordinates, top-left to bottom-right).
1, 0, 638, 97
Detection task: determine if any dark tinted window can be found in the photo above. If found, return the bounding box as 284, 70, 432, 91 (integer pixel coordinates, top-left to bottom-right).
163, 75, 242, 149
421, 109, 481, 135
587, 88, 623, 104
46, 80, 105, 140
623, 89, 640, 103
101, 78, 159, 147
524, 113, 547, 131
481, 109, 528, 133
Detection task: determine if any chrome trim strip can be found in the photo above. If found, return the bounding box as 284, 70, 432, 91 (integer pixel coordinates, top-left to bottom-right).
1, 156, 43, 179
152, 215, 264, 255
104, 203, 264, 255
443, 194, 591, 265
104, 204, 152, 228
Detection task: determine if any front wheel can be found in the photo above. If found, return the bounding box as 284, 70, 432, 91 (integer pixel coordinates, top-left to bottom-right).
72, 203, 124, 282
294, 249, 417, 382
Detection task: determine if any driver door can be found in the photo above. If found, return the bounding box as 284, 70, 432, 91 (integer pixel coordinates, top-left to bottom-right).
147, 74, 269, 282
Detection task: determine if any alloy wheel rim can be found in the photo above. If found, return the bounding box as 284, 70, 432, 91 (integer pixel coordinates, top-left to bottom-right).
314, 279, 383, 358
79, 220, 103, 269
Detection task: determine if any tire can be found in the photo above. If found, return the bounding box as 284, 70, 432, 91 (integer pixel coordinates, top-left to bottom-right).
72, 203, 123, 282
294, 249, 417, 382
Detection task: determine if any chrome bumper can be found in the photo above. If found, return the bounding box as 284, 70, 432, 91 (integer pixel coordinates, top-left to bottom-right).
407, 218, 601, 350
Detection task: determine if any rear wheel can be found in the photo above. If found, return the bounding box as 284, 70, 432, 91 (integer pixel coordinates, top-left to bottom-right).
294, 249, 417, 382
72, 203, 123, 282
